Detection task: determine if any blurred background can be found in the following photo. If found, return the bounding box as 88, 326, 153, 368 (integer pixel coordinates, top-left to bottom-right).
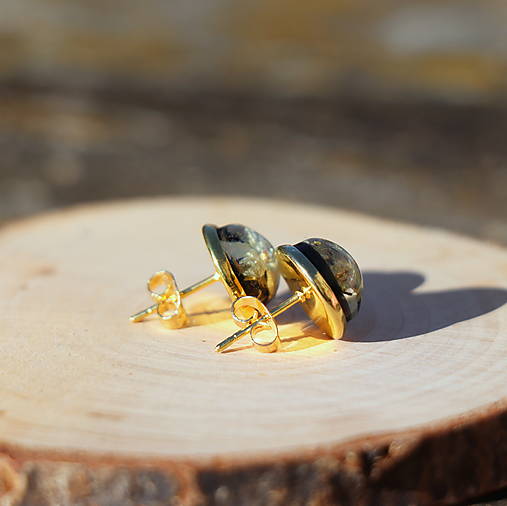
0, 2, 506, 504
0, 0, 506, 246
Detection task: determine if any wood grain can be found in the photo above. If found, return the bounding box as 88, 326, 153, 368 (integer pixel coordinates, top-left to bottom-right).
0, 198, 506, 505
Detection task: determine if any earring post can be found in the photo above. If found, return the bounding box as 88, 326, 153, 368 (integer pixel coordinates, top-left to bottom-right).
180, 272, 220, 297
214, 289, 309, 353
130, 272, 220, 322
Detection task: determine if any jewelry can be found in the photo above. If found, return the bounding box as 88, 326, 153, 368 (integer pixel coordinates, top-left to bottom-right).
130, 224, 280, 328
215, 238, 363, 352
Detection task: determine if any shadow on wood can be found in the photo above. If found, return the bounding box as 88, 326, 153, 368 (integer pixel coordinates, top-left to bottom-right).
345, 271, 507, 342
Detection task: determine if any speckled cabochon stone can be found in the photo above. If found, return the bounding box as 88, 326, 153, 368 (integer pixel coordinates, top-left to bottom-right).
216, 224, 279, 303
294, 238, 363, 320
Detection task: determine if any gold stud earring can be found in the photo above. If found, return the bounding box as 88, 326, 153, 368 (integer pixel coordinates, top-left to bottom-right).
215, 238, 363, 353
130, 224, 280, 328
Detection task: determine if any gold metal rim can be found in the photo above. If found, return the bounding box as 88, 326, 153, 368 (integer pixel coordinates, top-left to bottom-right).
276, 245, 347, 339
202, 224, 246, 301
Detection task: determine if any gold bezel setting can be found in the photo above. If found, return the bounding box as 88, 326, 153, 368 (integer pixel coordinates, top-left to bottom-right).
215, 238, 361, 352
202, 224, 246, 301
276, 245, 347, 339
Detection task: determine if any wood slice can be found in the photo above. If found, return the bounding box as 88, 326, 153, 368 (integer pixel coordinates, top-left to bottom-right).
0, 198, 506, 506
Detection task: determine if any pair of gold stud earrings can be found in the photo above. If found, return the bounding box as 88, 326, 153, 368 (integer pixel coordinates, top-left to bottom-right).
130, 224, 363, 353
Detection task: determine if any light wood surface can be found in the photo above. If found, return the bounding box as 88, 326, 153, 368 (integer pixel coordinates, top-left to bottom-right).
0, 198, 506, 505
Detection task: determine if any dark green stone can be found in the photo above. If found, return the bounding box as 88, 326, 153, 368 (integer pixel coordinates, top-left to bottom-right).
216, 224, 279, 303
297, 238, 363, 320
